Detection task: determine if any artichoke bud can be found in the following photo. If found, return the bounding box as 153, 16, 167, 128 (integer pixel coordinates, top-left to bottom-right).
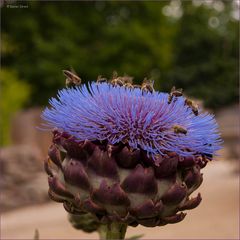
45, 130, 205, 228
42, 80, 222, 230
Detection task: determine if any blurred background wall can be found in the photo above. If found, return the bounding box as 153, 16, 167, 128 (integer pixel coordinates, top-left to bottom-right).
0, 0, 239, 239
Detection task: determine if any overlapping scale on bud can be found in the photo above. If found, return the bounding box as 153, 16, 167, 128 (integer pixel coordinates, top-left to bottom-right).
42, 74, 222, 229
45, 130, 205, 228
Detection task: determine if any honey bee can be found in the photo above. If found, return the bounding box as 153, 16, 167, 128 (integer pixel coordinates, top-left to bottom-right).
123, 75, 133, 83
63, 69, 81, 87
124, 82, 134, 89
110, 71, 124, 87
96, 75, 108, 84
112, 70, 118, 79
141, 78, 154, 93
185, 99, 199, 116
111, 78, 124, 87
173, 125, 187, 135
168, 86, 183, 104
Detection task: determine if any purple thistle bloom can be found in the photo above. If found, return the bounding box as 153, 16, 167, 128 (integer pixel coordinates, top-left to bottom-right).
42, 78, 223, 231
42, 82, 222, 161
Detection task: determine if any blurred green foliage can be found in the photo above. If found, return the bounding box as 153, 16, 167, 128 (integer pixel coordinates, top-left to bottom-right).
0, 69, 31, 145
164, 1, 239, 108
1, 1, 238, 108
1, 1, 239, 122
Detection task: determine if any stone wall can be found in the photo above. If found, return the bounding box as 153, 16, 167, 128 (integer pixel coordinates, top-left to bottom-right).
216, 104, 239, 161
10, 108, 52, 159
0, 145, 49, 212
1, 108, 52, 212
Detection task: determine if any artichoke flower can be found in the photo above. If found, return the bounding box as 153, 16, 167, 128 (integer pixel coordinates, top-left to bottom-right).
41, 76, 222, 239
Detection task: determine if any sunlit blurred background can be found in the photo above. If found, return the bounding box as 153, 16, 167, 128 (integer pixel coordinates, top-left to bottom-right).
0, 0, 239, 239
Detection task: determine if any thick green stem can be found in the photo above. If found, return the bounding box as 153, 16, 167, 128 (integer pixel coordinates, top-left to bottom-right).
98, 222, 127, 240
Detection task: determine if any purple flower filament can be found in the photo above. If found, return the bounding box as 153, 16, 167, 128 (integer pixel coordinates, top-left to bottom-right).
42, 82, 222, 161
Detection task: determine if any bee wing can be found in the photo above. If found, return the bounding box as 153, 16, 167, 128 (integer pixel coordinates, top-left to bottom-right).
143, 77, 148, 83
177, 88, 183, 92
122, 74, 133, 84
171, 86, 176, 92
143, 77, 154, 86
112, 70, 118, 79
63, 70, 72, 79
63, 70, 81, 81
70, 66, 78, 75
